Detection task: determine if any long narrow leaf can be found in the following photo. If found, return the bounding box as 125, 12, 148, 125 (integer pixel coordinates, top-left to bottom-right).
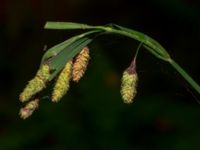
112, 24, 170, 58
41, 36, 77, 64
143, 45, 168, 61
45, 22, 94, 30
41, 30, 101, 64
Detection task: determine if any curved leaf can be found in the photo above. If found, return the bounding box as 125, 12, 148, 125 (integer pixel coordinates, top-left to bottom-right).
112, 24, 170, 58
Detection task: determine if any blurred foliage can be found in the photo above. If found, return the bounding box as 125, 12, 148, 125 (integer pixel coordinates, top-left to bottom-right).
0, 0, 200, 149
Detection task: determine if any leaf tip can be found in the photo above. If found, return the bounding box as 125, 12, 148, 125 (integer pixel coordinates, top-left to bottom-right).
44, 21, 51, 29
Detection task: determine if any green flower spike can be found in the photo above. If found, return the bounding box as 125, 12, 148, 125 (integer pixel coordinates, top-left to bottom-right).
52, 60, 73, 102
121, 60, 138, 104
19, 98, 39, 119
19, 64, 50, 102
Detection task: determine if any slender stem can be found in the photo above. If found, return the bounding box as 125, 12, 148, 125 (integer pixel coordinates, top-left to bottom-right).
134, 42, 143, 61
168, 58, 200, 94
131, 42, 143, 67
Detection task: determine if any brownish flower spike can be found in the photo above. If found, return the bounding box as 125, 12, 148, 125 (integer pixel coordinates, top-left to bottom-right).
19, 98, 39, 119
72, 47, 90, 82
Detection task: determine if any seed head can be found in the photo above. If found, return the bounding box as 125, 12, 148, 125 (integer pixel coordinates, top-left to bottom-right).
121, 61, 138, 104
72, 47, 90, 82
19, 65, 50, 102
52, 61, 72, 102
19, 99, 39, 119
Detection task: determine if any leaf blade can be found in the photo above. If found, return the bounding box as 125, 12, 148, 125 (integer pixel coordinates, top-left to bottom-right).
44, 22, 94, 30
113, 24, 170, 58
41, 30, 101, 64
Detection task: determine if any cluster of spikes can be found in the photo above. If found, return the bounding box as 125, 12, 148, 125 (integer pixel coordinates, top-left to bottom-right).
19, 47, 90, 119
19, 46, 139, 119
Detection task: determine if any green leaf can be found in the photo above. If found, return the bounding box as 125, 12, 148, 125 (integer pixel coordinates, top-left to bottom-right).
41, 30, 101, 64
44, 22, 94, 30
41, 36, 77, 64
143, 45, 168, 61
112, 24, 146, 40
112, 24, 170, 58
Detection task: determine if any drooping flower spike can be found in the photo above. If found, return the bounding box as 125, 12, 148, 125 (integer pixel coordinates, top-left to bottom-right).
19, 98, 39, 119
72, 47, 90, 82
19, 64, 50, 102
52, 60, 73, 102
121, 59, 138, 104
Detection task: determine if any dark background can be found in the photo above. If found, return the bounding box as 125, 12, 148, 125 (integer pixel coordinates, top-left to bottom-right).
0, 0, 200, 149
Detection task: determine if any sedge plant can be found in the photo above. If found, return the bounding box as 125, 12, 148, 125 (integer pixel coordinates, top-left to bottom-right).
19, 22, 200, 119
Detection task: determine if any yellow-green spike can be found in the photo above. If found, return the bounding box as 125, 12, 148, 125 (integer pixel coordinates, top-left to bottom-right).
52, 61, 72, 102
19, 98, 39, 119
121, 71, 138, 104
72, 47, 90, 82
120, 56, 138, 104
19, 65, 50, 102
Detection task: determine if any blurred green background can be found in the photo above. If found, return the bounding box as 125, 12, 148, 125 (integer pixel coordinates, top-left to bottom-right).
0, 0, 200, 149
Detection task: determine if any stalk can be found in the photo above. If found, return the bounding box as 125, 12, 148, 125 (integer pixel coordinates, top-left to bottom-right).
168, 58, 200, 94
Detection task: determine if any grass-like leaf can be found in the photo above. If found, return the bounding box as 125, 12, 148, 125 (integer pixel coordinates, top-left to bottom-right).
109, 24, 170, 59
45, 22, 94, 30
41, 30, 101, 64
